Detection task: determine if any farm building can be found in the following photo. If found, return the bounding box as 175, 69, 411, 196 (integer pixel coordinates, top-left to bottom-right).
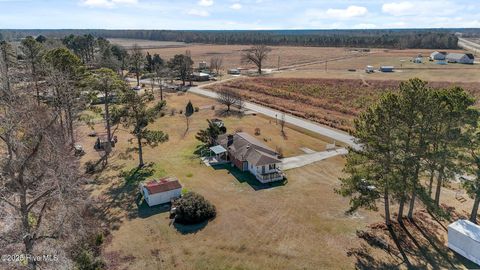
448, 219, 480, 265
446, 53, 475, 64
198, 61, 208, 69
430, 51, 447, 61
380, 66, 394, 72
192, 72, 210, 81
216, 132, 284, 183
139, 177, 182, 207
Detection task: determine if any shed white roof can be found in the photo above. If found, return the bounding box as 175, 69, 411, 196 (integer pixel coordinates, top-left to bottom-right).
210, 145, 227, 155
448, 220, 480, 243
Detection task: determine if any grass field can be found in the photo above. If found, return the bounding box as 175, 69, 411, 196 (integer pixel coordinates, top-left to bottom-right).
77, 90, 477, 269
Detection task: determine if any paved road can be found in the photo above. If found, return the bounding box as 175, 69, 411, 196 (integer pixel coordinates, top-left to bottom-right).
189, 87, 359, 149
458, 38, 480, 55
281, 148, 348, 170
127, 78, 359, 149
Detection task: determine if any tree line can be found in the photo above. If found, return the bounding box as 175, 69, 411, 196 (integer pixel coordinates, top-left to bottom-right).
338, 78, 480, 230
1, 29, 463, 49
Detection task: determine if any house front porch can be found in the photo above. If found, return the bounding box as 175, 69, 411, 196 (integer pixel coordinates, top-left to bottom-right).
256, 169, 284, 183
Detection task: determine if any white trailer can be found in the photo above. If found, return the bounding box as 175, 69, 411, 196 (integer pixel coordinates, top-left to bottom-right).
448, 219, 480, 266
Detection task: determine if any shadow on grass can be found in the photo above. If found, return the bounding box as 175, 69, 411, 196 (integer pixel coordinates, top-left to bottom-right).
133, 196, 171, 219
119, 163, 155, 186
215, 109, 244, 118
91, 162, 159, 230
348, 210, 480, 270
211, 163, 287, 191
173, 220, 208, 235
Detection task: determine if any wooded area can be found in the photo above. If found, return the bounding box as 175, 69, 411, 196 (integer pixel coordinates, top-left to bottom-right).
0, 29, 466, 49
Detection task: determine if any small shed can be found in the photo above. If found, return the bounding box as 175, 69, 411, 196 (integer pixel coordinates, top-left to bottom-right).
192, 72, 210, 81
448, 219, 480, 266
140, 177, 182, 207
380, 66, 394, 72
413, 57, 423, 64
199, 61, 208, 69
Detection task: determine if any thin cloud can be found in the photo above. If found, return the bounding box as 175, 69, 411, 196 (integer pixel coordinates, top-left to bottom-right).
326, 6, 368, 19
230, 3, 242, 10
80, 0, 138, 8
198, 0, 213, 7
187, 9, 210, 17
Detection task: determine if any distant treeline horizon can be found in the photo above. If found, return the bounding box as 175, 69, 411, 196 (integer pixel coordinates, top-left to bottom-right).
2, 28, 480, 49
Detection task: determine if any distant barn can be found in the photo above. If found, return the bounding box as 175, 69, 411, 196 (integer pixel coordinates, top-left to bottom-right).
446, 53, 474, 64
430, 51, 447, 61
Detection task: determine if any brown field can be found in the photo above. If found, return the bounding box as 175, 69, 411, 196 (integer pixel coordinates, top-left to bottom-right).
206, 77, 480, 131
140, 44, 359, 71
108, 38, 187, 49
77, 89, 477, 269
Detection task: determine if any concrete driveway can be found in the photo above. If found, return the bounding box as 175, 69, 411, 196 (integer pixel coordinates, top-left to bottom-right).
281, 148, 348, 171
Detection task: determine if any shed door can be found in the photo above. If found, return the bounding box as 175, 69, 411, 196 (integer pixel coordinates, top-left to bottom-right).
243, 162, 248, 171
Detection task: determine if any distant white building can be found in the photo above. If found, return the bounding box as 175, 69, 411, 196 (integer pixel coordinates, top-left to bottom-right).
446, 53, 475, 64
430, 51, 447, 61
139, 177, 182, 206
448, 219, 480, 266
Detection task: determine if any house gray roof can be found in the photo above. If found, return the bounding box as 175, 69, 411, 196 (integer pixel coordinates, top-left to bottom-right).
217, 132, 281, 166
447, 53, 474, 61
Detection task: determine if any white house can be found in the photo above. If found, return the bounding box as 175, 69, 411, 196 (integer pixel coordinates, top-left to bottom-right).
448, 219, 480, 266
446, 53, 475, 64
216, 132, 284, 183
430, 51, 447, 61
139, 177, 182, 207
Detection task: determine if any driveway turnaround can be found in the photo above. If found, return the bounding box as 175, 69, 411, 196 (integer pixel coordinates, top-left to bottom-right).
281, 148, 348, 171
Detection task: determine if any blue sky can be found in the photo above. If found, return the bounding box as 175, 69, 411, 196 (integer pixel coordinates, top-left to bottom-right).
0, 0, 479, 30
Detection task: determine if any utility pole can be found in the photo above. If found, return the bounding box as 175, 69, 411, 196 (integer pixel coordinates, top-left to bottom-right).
277, 56, 280, 71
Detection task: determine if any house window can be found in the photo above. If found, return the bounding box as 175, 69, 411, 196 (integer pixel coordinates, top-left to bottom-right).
269, 164, 276, 170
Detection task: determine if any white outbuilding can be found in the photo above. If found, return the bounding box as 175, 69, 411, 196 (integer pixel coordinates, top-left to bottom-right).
448, 219, 480, 266
139, 177, 182, 207
430, 51, 447, 61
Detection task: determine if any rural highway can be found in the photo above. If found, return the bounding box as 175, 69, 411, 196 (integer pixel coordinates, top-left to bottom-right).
188, 87, 359, 149
127, 78, 360, 150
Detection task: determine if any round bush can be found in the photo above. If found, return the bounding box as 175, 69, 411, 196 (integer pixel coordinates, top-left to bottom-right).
175, 192, 216, 225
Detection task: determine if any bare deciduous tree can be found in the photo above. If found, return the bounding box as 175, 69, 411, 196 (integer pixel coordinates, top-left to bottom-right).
0, 97, 87, 270
217, 88, 242, 112
210, 56, 223, 75
280, 113, 286, 135
241, 45, 272, 75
